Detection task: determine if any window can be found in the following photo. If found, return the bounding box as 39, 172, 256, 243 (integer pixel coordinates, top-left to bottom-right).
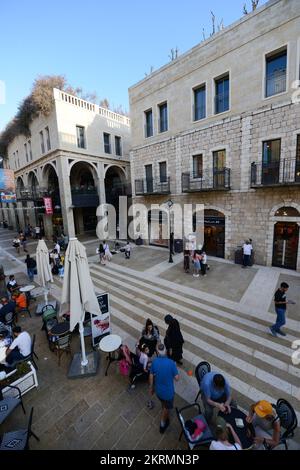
76, 126, 86, 148
40, 131, 45, 154
159, 161, 167, 183
28, 140, 32, 160
24, 143, 28, 162
145, 109, 153, 138
16, 150, 19, 168
158, 102, 168, 133
266, 48, 287, 97
193, 155, 203, 178
193, 85, 206, 121
215, 74, 229, 114
45, 126, 51, 151
262, 139, 281, 185
115, 136, 122, 156
103, 133, 111, 154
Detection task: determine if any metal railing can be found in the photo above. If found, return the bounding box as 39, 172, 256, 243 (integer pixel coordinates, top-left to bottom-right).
182, 168, 231, 192
251, 158, 300, 187
135, 177, 171, 195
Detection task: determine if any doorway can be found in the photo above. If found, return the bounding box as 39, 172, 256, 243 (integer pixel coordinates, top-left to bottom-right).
272, 222, 299, 270
203, 210, 225, 258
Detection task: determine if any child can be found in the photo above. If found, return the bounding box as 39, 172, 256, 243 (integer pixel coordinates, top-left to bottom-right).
58, 265, 64, 278
125, 241, 131, 259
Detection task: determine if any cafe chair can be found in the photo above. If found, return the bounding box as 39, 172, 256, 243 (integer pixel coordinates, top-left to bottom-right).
0, 407, 39, 450
12, 334, 39, 370
176, 403, 214, 450
267, 399, 298, 450
0, 384, 26, 425
53, 333, 72, 366
194, 361, 211, 402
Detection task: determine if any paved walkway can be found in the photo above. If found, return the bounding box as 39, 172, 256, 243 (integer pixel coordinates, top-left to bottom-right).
0, 228, 299, 449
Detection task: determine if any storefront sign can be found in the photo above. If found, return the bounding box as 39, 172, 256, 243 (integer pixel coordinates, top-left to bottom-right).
91, 293, 111, 347
0, 169, 16, 202
204, 216, 225, 226
43, 197, 53, 215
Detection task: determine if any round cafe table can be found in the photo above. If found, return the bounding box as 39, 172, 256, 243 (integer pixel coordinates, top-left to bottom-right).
50, 321, 70, 337
19, 285, 35, 293
218, 407, 255, 449
99, 334, 122, 376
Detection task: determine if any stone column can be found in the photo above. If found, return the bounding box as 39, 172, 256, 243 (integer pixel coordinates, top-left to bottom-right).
56, 156, 75, 238
43, 214, 54, 239
175, 136, 182, 195
8, 203, 17, 231
27, 201, 37, 228
17, 202, 26, 230
240, 115, 253, 191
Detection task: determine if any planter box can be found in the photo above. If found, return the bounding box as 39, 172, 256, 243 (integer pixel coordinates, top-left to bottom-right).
2, 362, 38, 398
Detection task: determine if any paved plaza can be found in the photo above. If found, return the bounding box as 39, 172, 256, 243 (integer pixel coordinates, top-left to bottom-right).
0, 228, 300, 449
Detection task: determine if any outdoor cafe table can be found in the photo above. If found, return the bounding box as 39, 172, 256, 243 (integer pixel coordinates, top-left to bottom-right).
99, 334, 122, 376
218, 407, 255, 449
19, 285, 35, 293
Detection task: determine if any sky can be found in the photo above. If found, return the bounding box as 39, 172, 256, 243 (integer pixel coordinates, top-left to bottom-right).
0, 0, 267, 132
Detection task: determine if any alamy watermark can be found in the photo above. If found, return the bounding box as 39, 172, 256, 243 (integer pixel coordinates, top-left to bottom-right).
95, 197, 205, 247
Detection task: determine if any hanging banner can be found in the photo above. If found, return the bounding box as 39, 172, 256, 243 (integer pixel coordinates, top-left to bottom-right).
0, 169, 16, 202
43, 197, 53, 215
91, 293, 111, 347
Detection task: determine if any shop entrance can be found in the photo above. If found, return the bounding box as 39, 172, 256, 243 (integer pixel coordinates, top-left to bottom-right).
148, 210, 168, 247
272, 222, 299, 270
203, 209, 225, 258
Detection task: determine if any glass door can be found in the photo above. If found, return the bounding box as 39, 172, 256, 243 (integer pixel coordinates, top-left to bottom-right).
272, 222, 299, 270
262, 140, 280, 185
213, 150, 226, 188
145, 165, 153, 193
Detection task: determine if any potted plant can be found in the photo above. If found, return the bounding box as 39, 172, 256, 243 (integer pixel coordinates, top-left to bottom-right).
1, 361, 38, 398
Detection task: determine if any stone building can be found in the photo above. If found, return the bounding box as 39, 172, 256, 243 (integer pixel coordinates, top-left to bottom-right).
1, 88, 131, 238
129, 0, 300, 270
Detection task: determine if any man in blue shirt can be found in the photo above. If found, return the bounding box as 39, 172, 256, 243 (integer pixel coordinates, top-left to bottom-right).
0, 297, 16, 323
201, 371, 234, 423
149, 343, 179, 433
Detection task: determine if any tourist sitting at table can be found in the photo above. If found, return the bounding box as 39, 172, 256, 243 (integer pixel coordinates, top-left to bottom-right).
129, 343, 150, 389
246, 400, 281, 450
11, 291, 27, 313
209, 416, 242, 450
0, 324, 13, 348
5, 326, 31, 366
201, 371, 235, 423
0, 297, 16, 323
139, 318, 160, 357
6, 275, 19, 294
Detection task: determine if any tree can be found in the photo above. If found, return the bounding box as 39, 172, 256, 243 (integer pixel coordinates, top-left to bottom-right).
99, 98, 110, 109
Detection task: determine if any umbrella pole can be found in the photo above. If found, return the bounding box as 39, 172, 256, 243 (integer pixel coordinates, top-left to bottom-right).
79, 320, 88, 367
44, 282, 48, 303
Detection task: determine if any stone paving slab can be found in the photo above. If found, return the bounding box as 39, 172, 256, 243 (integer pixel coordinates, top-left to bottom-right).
268, 274, 300, 322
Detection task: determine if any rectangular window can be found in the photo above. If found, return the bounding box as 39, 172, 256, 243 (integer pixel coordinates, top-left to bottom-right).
24, 143, 28, 162
16, 150, 19, 168
28, 140, 32, 160
266, 48, 287, 97
76, 125, 86, 148
45, 126, 51, 151
145, 109, 153, 138
115, 136, 122, 156
158, 102, 168, 133
40, 131, 45, 154
193, 85, 206, 121
145, 164, 153, 193
213, 149, 226, 188
262, 139, 281, 184
215, 74, 229, 114
193, 154, 203, 178
103, 133, 111, 154
159, 161, 167, 183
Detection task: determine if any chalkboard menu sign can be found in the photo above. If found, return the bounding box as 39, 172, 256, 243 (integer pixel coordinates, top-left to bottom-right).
90, 293, 111, 347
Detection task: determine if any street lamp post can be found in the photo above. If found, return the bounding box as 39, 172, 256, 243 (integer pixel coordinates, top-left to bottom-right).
166, 199, 174, 263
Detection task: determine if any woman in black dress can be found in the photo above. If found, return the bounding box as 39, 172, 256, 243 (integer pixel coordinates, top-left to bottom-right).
164, 314, 184, 364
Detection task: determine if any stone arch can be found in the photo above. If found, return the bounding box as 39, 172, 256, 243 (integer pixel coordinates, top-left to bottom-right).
104, 164, 126, 179
270, 201, 300, 217
69, 160, 98, 182
41, 161, 58, 186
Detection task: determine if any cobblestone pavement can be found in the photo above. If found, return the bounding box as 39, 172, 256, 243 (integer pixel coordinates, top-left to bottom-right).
0, 228, 299, 449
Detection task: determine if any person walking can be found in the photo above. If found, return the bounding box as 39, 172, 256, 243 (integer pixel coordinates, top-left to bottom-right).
149, 343, 179, 434
183, 249, 190, 273
164, 314, 184, 365
192, 251, 201, 277
200, 250, 208, 276
242, 240, 252, 268
35, 225, 40, 240
25, 254, 36, 282
12, 235, 21, 255
20, 232, 28, 253
124, 241, 131, 259
269, 282, 290, 338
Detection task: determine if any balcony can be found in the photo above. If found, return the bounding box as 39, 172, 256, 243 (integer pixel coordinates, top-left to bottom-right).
135, 177, 171, 196
251, 159, 300, 188
182, 169, 231, 192
71, 187, 99, 207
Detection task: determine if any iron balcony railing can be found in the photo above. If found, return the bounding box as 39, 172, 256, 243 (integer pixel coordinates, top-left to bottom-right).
266, 70, 286, 97
182, 168, 231, 192
251, 158, 300, 187
135, 177, 171, 195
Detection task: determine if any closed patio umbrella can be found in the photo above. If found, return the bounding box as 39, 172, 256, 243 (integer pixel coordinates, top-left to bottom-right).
60, 237, 101, 369
36, 239, 53, 302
